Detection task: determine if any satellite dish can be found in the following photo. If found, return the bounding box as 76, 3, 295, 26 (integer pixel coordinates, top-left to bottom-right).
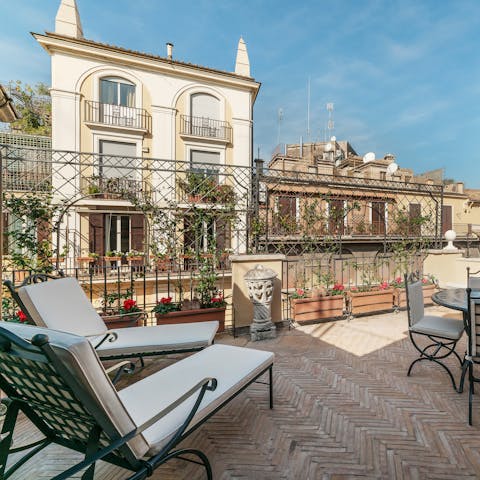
330, 136, 336, 142
324, 142, 333, 152
363, 152, 375, 163
386, 162, 398, 175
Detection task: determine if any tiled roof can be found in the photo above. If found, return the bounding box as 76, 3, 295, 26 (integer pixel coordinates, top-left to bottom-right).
39, 32, 259, 85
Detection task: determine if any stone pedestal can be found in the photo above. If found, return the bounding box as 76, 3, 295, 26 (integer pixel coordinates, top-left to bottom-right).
244, 264, 277, 341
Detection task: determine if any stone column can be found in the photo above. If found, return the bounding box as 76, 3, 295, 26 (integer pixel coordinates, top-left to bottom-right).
244, 264, 277, 341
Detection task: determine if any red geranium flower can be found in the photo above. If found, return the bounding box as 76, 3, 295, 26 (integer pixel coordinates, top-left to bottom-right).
123, 299, 137, 311
160, 297, 172, 304
16, 310, 28, 323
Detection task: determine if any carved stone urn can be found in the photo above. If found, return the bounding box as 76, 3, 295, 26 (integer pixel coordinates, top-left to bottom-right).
244, 264, 277, 341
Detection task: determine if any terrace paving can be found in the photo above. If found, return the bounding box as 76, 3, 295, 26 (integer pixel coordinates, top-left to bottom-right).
4, 305, 480, 479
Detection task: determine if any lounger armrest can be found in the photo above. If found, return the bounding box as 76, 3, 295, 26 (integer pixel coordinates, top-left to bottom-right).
50, 376, 218, 480
105, 360, 136, 384
92, 332, 118, 349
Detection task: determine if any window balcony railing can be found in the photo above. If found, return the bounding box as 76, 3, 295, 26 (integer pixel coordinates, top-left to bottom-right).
84, 100, 152, 132
80, 175, 144, 200
180, 115, 232, 143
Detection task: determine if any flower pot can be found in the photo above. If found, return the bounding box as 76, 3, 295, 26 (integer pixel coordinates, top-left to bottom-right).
291, 295, 344, 323
347, 288, 394, 316
394, 284, 436, 309
77, 257, 96, 263
101, 312, 144, 329
156, 307, 225, 332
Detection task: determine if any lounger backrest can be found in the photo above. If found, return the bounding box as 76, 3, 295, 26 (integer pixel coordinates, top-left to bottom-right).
406, 279, 424, 327
0, 322, 149, 462
18, 277, 107, 337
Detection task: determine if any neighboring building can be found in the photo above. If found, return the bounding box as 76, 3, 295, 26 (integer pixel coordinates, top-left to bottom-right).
263, 140, 480, 255
31, 0, 259, 262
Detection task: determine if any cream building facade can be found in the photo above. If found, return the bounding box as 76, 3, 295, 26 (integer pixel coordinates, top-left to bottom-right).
33, 0, 260, 261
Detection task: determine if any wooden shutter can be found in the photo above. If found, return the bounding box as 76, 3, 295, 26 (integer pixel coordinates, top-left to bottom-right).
130, 214, 144, 251
89, 213, 105, 256
409, 203, 421, 236
329, 199, 344, 235
371, 202, 386, 235
442, 205, 452, 234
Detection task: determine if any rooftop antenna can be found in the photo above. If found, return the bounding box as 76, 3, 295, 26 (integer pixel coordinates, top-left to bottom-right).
277, 108, 283, 145
326, 102, 334, 139
307, 77, 311, 143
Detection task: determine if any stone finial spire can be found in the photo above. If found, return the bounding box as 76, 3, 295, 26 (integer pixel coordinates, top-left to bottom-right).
234, 36, 251, 77
55, 0, 83, 38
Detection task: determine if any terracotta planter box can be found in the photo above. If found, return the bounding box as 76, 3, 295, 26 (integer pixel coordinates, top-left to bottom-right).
156, 307, 225, 332
347, 288, 394, 316
394, 284, 436, 309
77, 257, 96, 263
101, 312, 144, 329
291, 295, 344, 323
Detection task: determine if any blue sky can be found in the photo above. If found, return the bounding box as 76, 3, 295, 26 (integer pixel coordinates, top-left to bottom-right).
2, 0, 480, 187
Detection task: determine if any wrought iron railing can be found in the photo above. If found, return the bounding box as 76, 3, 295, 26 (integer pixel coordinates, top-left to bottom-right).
180, 114, 232, 142
84, 100, 152, 132
80, 175, 145, 199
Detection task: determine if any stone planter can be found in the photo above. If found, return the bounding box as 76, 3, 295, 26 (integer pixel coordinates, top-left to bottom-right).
347, 288, 394, 316
394, 284, 436, 309
101, 312, 144, 329
291, 295, 344, 323
156, 307, 225, 332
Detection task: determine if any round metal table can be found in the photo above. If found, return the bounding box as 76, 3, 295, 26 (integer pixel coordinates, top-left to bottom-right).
432, 288, 480, 314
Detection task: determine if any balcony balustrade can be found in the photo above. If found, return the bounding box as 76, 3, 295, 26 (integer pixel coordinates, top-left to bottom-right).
180, 114, 232, 143
80, 175, 145, 200
84, 100, 151, 132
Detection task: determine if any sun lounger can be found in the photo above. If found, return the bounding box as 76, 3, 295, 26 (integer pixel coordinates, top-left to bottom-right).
0, 322, 274, 479
5, 276, 218, 361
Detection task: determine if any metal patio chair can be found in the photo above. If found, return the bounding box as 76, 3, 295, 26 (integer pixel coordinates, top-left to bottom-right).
405, 274, 465, 390
4, 276, 218, 363
463, 290, 480, 424
0, 322, 274, 479
467, 267, 480, 290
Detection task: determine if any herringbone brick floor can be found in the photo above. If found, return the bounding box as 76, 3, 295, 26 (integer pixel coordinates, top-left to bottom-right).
4, 306, 480, 479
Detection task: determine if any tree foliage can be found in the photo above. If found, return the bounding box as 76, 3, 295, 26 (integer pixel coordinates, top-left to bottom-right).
8, 80, 51, 136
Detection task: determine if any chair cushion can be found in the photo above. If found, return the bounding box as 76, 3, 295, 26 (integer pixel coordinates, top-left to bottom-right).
0, 322, 149, 461
94, 321, 219, 357
118, 344, 274, 456
18, 277, 107, 337
406, 280, 424, 326
410, 315, 464, 340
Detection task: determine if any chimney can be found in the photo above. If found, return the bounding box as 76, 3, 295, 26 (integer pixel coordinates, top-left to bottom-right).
166, 43, 173, 60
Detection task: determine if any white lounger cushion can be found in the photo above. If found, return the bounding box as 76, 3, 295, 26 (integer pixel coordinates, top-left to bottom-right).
18, 277, 108, 337
119, 344, 274, 456
410, 315, 464, 340
17, 277, 218, 356
94, 322, 218, 356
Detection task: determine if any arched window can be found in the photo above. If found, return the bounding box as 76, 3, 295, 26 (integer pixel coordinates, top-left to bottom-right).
100, 77, 135, 108
190, 93, 219, 120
